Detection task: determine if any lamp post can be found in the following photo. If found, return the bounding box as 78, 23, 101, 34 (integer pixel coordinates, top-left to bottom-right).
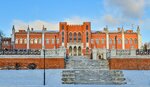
115, 36, 117, 49
43, 49, 46, 85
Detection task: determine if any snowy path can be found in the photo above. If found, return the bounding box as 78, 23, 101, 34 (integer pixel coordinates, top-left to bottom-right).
0, 70, 149, 87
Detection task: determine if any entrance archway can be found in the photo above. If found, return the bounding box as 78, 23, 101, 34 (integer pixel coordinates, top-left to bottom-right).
69, 46, 72, 56
73, 46, 77, 56
86, 47, 89, 55
78, 46, 81, 56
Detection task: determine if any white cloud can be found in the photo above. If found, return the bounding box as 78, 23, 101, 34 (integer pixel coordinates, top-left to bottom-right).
12, 16, 93, 31
12, 20, 59, 31
105, 0, 145, 18
102, 0, 150, 30
63, 16, 90, 24
103, 14, 119, 26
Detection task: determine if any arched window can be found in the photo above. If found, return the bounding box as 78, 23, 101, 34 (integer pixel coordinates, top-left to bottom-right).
30, 39, 33, 44
96, 39, 99, 44
38, 39, 41, 44
34, 38, 38, 44
62, 25, 64, 30
57, 39, 59, 44
130, 38, 133, 44
109, 38, 112, 44
86, 47, 89, 55
15, 39, 18, 44
134, 39, 137, 44
91, 39, 94, 44
69, 46, 72, 56
24, 39, 27, 44
86, 25, 88, 30
114, 38, 116, 44
52, 39, 54, 44
74, 33, 77, 43
125, 39, 128, 44
78, 32, 81, 42
102, 38, 104, 44
46, 39, 49, 44
86, 32, 89, 43
20, 38, 23, 44
118, 38, 121, 44
62, 31, 64, 43
69, 33, 72, 42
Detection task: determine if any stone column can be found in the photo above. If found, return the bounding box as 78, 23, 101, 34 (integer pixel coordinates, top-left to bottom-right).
130, 49, 136, 56
111, 49, 116, 56
106, 32, 109, 49
92, 48, 97, 60
137, 26, 142, 49
11, 25, 15, 49
27, 26, 30, 49
122, 28, 125, 49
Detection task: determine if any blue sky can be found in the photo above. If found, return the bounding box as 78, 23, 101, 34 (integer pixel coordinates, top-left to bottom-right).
0, 0, 150, 43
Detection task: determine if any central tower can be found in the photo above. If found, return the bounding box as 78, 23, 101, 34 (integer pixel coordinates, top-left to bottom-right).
59, 22, 91, 56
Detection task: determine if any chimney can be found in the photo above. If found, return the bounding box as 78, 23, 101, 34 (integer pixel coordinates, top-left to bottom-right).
31, 28, 34, 31
118, 27, 121, 32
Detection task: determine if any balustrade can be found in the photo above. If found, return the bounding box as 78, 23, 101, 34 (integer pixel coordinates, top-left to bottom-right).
136, 49, 150, 55
0, 49, 41, 55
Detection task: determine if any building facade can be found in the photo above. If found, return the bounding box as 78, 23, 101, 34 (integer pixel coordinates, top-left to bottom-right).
2, 22, 142, 56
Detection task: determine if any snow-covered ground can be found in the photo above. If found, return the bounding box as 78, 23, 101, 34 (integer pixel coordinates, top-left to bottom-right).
0, 70, 150, 87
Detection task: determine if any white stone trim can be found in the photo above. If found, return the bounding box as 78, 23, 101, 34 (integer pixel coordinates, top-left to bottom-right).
122, 32, 125, 49
106, 33, 109, 49
27, 31, 29, 49
42, 31, 45, 49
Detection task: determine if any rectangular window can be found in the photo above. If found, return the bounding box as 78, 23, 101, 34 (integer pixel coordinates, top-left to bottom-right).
57, 39, 59, 44
30, 39, 33, 44
91, 39, 94, 44
102, 38, 104, 44
96, 39, 99, 44
34, 39, 38, 44
52, 39, 54, 44
20, 39, 23, 44
24, 39, 27, 44
15, 39, 18, 44
62, 37, 64, 43
46, 39, 49, 44
38, 39, 41, 44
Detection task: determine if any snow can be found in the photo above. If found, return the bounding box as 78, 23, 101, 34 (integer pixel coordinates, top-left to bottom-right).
0, 70, 150, 87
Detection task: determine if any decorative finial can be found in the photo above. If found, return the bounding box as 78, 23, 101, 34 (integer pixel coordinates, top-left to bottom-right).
43, 25, 45, 29
27, 25, 30, 31
137, 25, 140, 33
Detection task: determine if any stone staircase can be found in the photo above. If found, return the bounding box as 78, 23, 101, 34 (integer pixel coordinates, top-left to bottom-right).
66, 56, 109, 70
62, 70, 126, 84
62, 56, 126, 85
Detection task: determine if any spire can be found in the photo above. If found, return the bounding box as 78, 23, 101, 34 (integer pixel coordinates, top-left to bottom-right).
12, 25, 15, 33
27, 25, 30, 31
106, 25, 108, 29
104, 25, 108, 32
12, 25, 15, 30
42, 25, 47, 31
137, 25, 140, 34
121, 25, 124, 32
122, 25, 124, 29
43, 25, 45, 29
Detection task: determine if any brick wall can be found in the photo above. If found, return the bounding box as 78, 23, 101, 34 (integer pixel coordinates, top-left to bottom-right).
0, 58, 65, 69
109, 58, 150, 70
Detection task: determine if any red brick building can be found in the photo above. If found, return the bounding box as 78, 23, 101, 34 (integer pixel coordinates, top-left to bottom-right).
3, 22, 142, 56
1, 38, 12, 49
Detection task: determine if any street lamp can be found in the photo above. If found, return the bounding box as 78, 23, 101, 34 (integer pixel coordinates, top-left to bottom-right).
43, 49, 46, 85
